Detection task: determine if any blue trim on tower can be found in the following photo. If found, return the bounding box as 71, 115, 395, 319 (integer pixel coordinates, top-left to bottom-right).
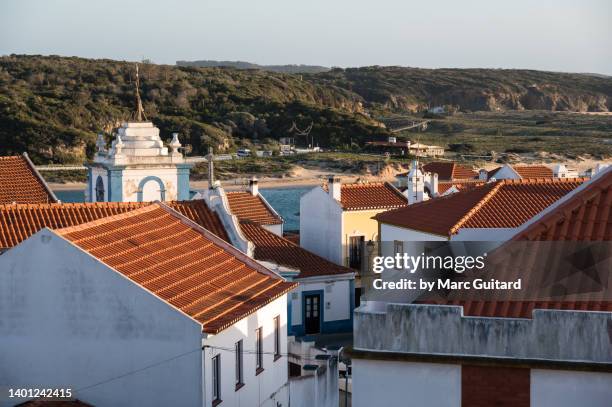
108, 169, 123, 202
177, 165, 191, 201
87, 167, 93, 202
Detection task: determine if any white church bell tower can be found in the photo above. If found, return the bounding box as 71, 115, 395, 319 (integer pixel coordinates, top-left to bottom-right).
86, 65, 193, 202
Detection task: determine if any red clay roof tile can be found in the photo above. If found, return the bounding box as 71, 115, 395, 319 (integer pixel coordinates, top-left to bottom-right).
324, 182, 408, 211
513, 169, 612, 241
512, 165, 553, 179
239, 221, 354, 279
426, 171, 612, 318
376, 178, 585, 236
0, 154, 57, 204
0, 200, 229, 250
56, 204, 296, 334
423, 162, 478, 181
226, 192, 282, 225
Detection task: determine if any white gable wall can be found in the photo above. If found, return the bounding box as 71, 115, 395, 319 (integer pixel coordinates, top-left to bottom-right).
491, 165, 520, 180
300, 187, 344, 265
262, 223, 283, 236
380, 224, 518, 243
380, 223, 447, 243
0, 229, 203, 407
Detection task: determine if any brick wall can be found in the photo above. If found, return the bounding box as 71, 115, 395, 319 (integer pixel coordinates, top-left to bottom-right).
462, 365, 530, 407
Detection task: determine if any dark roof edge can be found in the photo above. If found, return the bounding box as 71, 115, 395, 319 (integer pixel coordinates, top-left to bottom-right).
346, 347, 612, 372
22, 152, 59, 203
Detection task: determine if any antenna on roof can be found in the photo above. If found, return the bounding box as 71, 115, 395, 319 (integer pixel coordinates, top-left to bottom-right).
132, 64, 147, 122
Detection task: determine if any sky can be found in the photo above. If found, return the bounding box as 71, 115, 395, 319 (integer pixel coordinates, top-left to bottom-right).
1, 0, 611, 74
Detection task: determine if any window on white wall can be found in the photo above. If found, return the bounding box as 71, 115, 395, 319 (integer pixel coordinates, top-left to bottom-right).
212, 354, 221, 405
273, 315, 281, 361
255, 327, 263, 374
235, 340, 244, 390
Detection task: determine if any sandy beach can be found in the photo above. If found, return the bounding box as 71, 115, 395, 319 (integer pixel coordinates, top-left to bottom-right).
47, 166, 388, 192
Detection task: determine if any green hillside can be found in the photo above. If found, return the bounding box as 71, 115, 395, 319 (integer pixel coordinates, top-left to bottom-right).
1, 55, 611, 164
0, 55, 384, 163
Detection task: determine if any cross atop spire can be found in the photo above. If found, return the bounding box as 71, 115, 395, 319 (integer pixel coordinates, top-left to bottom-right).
132, 64, 147, 122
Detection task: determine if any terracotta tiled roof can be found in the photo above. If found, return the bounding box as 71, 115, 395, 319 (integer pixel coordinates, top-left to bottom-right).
56, 204, 296, 334
512, 165, 554, 179
226, 191, 282, 225
438, 180, 486, 195
240, 221, 354, 279
0, 154, 57, 204
324, 182, 408, 211
375, 178, 585, 236
168, 200, 230, 242
513, 168, 612, 241
435, 171, 612, 318
0, 200, 229, 250
422, 162, 477, 180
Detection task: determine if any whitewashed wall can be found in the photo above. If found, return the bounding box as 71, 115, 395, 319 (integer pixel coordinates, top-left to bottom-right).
380, 223, 447, 243
290, 277, 352, 326
121, 168, 180, 202
300, 188, 344, 265
289, 361, 339, 407
380, 224, 517, 243
531, 369, 612, 407
352, 359, 460, 407
0, 229, 203, 407
262, 223, 283, 237
491, 165, 520, 180
202, 295, 289, 407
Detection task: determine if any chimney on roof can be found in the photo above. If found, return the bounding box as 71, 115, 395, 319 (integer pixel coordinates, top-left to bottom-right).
249, 177, 259, 196
328, 176, 341, 201
478, 169, 488, 181
429, 172, 438, 197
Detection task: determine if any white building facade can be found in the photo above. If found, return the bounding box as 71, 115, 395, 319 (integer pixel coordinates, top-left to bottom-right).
87, 122, 192, 203
0, 212, 293, 407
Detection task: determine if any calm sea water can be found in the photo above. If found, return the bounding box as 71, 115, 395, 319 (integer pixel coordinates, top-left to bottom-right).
54, 186, 313, 231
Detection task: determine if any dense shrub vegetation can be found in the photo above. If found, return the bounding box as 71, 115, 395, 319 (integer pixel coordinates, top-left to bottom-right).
1, 55, 610, 164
